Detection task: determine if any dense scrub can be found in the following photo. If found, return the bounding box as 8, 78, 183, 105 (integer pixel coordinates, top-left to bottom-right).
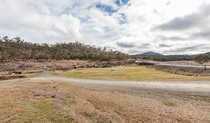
0, 36, 129, 62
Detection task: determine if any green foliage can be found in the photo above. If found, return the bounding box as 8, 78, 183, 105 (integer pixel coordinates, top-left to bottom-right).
0, 36, 129, 61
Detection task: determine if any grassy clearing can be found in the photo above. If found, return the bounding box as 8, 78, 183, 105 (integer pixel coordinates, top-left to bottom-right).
52, 66, 210, 80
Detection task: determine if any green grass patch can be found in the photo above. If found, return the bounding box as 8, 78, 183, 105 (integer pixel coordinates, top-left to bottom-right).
54, 66, 207, 80
163, 101, 176, 107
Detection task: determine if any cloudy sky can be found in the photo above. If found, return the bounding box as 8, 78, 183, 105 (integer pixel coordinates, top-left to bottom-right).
0, 0, 210, 55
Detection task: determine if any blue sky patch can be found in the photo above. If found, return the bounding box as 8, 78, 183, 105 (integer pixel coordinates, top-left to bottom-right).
115, 0, 129, 6
95, 3, 117, 14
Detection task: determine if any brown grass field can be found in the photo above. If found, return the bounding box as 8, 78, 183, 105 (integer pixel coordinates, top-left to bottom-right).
0, 80, 210, 123
1, 63, 210, 122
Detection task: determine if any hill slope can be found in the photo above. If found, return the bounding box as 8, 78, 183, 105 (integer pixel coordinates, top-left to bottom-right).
140, 51, 163, 56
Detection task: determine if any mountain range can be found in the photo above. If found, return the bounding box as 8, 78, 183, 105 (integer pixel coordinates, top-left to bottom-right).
137, 51, 163, 56
130, 51, 210, 61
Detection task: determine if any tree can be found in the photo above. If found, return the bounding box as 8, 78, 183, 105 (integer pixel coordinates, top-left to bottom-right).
194, 54, 210, 70
195, 54, 210, 64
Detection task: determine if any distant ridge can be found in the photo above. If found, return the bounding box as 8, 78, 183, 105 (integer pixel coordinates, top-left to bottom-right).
130, 51, 210, 61
139, 51, 163, 56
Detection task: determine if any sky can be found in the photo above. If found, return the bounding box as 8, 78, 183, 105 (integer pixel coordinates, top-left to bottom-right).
0, 0, 210, 55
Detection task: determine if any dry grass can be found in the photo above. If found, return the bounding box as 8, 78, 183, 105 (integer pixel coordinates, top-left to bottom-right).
0, 84, 76, 123
54, 66, 210, 80
0, 81, 210, 123
0, 82, 117, 123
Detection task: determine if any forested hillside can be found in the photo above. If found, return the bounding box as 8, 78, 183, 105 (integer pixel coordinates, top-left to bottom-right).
0, 36, 128, 61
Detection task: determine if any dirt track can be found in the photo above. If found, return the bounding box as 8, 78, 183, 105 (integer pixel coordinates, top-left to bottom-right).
2, 73, 210, 96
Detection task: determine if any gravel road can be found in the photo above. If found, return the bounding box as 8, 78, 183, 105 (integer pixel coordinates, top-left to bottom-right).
2, 73, 210, 96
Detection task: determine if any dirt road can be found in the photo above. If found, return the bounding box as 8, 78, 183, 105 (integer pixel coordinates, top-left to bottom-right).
2, 73, 210, 96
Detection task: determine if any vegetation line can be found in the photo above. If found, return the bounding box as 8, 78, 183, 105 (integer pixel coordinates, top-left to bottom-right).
0, 36, 128, 62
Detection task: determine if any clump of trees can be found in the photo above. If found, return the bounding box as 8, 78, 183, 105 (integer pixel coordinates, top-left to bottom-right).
0, 36, 129, 62
194, 54, 210, 70
194, 54, 210, 64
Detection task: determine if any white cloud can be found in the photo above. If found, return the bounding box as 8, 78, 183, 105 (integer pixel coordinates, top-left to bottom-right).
0, 0, 210, 55
0, 0, 83, 43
